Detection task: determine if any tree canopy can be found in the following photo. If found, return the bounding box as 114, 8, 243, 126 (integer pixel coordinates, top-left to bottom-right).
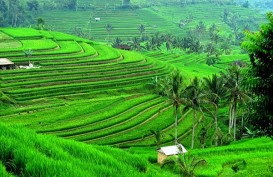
242, 12, 273, 137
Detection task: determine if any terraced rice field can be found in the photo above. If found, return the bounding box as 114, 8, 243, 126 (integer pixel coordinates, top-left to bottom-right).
36, 3, 265, 42
144, 51, 249, 79
0, 28, 201, 147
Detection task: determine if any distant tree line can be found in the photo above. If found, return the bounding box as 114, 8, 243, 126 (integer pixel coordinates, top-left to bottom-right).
112, 22, 237, 65
0, 0, 32, 27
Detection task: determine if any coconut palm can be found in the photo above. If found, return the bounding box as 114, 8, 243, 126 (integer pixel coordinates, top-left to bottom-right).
150, 129, 164, 148
203, 74, 227, 146
105, 23, 113, 43
221, 66, 251, 141
128, 37, 141, 51
23, 48, 32, 58
150, 70, 185, 145
138, 24, 145, 39
184, 77, 205, 149
164, 70, 184, 145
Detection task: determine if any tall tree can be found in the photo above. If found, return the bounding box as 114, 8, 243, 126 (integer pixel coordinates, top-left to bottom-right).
221, 66, 251, 141
27, 0, 39, 11
0, 0, 8, 26
129, 37, 141, 50
122, 0, 130, 6
36, 18, 45, 30
105, 24, 113, 43
8, 0, 20, 27
204, 74, 226, 146
157, 70, 184, 144
167, 70, 184, 145
138, 24, 145, 39
242, 12, 273, 138
184, 77, 205, 149
195, 21, 206, 40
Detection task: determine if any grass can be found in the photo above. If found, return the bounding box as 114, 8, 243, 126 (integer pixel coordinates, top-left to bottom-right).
34, 2, 265, 42
0, 3, 271, 176
0, 122, 175, 177
193, 137, 273, 177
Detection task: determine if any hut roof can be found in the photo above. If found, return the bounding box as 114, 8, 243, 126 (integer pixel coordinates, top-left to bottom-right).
0, 58, 14, 66
157, 144, 187, 156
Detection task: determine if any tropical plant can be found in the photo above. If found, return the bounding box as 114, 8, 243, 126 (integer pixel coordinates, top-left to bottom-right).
184, 77, 205, 149
138, 24, 145, 39
165, 70, 185, 144
204, 74, 227, 146
36, 17, 45, 30
152, 70, 184, 144
150, 129, 164, 148
242, 12, 273, 138
105, 23, 113, 43
221, 65, 251, 141
112, 37, 122, 48
128, 37, 141, 50
23, 48, 32, 58
161, 152, 206, 177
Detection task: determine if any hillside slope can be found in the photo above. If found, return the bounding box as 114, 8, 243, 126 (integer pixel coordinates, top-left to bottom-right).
36, 3, 265, 41
0, 123, 175, 177
193, 137, 273, 177
0, 28, 195, 147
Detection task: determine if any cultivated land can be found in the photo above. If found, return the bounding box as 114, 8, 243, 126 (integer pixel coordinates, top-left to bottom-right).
37, 3, 265, 42
0, 2, 272, 176
0, 27, 238, 148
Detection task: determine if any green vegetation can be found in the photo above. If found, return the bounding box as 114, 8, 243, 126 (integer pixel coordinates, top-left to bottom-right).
242, 12, 273, 137
0, 1, 273, 176
0, 123, 173, 177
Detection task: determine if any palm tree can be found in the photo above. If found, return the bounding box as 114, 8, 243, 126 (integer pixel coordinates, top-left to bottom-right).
128, 37, 141, 51
184, 77, 205, 149
138, 24, 145, 39
150, 129, 164, 148
105, 23, 113, 43
37, 18, 45, 30
151, 70, 185, 145
204, 74, 227, 146
23, 48, 32, 58
221, 66, 251, 141
165, 70, 184, 145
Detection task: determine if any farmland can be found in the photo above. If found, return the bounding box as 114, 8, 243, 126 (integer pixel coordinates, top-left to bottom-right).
0, 1, 272, 176
37, 2, 265, 42
0, 27, 235, 148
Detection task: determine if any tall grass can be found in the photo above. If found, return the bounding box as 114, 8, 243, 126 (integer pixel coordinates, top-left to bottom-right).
0, 123, 174, 177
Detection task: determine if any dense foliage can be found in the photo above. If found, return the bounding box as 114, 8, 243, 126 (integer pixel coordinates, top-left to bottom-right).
242, 12, 273, 137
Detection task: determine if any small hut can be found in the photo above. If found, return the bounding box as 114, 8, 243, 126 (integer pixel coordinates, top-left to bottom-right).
95, 17, 101, 21
157, 144, 187, 164
0, 58, 14, 70
117, 44, 131, 51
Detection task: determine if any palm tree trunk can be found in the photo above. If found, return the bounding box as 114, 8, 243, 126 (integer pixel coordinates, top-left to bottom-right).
191, 109, 196, 149
228, 104, 232, 134
215, 105, 218, 146
233, 102, 237, 141
241, 113, 244, 136
175, 105, 178, 145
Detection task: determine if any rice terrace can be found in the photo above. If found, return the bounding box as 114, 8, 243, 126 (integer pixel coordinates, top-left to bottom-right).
0, 0, 273, 176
